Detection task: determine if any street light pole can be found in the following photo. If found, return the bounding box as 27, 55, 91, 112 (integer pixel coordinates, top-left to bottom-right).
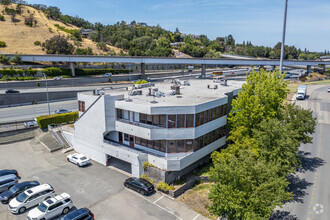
42, 73, 51, 115
279, 0, 288, 72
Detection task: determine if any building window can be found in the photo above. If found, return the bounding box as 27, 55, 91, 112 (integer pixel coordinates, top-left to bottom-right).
212, 108, 217, 120
208, 109, 212, 122
147, 140, 153, 149
153, 140, 160, 151
160, 140, 166, 152
176, 140, 185, 152
116, 109, 122, 119
124, 133, 129, 142
159, 115, 166, 128
141, 138, 147, 147
135, 137, 141, 145
186, 114, 194, 128
194, 137, 200, 151
199, 112, 205, 125
186, 140, 193, 152
195, 113, 200, 127
140, 113, 146, 124
168, 115, 176, 128
78, 101, 85, 112
168, 140, 176, 153
177, 114, 185, 128
153, 115, 159, 126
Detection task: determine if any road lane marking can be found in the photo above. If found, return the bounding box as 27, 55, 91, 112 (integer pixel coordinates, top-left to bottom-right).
124, 188, 183, 220
153, 195, 164, 204
193, 214, 200, 220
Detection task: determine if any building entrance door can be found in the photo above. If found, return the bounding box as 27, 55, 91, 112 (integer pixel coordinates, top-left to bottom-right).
129, 135, 134, 147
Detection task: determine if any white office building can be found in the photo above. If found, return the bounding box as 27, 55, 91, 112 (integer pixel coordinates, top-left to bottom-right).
69, 79, 242, 182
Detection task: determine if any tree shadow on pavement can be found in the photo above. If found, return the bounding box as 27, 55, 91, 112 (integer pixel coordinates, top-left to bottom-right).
269, 210, 299, 220
287, 174, 313, 203
296, 151, 325, 173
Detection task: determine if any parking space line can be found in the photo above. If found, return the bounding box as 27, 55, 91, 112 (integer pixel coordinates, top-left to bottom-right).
153, 195, 164, 204
125, 188, 183, 220
193, 214, 200, 220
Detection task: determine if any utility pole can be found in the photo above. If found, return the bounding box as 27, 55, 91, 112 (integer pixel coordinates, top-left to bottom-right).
279, 0, 288, 72
42, 73, 51, 115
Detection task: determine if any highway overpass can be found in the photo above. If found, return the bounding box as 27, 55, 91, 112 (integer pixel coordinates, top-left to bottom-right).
5, 54, 330, 77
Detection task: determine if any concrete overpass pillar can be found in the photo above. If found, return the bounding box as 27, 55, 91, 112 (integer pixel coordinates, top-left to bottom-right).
271, 65, 276, 71
201, 64, 206, 78
307, 65, 312, 74
70, 62, 75, 77
141, 63, 145, 79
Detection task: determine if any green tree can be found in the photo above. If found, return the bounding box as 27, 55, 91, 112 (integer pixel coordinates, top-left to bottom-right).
228, 69, 288, 136
209, 149, 292, 220
10, 55, 21, 64
42, 35, 74, 54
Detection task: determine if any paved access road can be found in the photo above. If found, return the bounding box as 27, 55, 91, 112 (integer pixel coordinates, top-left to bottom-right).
0, 100, 78, 123
273, 84, 330, 220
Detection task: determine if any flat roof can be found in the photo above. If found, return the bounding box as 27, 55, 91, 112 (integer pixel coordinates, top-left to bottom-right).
83, 79, 243, 107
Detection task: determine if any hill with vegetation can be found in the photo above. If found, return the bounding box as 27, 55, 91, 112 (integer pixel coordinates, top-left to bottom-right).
0, 1, 327, 59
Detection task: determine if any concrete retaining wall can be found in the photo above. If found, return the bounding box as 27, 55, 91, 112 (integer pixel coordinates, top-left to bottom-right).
0, 91, 82, 106
0, 127, 37, 137
169, 176, 210, 198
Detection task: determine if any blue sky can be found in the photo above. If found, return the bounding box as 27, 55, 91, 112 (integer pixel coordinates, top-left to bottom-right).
26, 0, 330, 52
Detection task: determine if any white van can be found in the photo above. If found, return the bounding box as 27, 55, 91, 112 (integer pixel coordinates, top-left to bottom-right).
8, 184, 55, 214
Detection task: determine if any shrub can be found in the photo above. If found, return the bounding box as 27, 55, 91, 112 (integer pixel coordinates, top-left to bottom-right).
36, 111, 79, 129
42, 67, 71, 76
143, 161, 155, 170
134, 79, 148, 84
34, 41, 41, 46
0, 14, 5, 21
0, 55, 9, 64
36, 82, 41, 87
0, 77, 37, 81
0, 41, 6, 47
156, 181, 174, 192
140, 174, 154, 184
10, 55, 21, 64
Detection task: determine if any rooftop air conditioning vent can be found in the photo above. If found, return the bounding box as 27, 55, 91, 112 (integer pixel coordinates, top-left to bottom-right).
183, 81, 190, 86
176, 95, 183, 98
150, 100, 158, 104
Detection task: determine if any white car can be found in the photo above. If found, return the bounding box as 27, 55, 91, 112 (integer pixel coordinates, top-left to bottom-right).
27, 193, 73, 220
8, 184, 55, 214
67, 153, 91, 167
24, 121, 38, 128
103, 73, 112, 77
328, 87, 330, 93
54, 76, 62, 80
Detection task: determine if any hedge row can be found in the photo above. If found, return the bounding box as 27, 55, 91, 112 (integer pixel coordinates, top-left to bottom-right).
0, 77, 37, 81
42, 67, 132, 77
0, 68, 37, 77
36, 111, 79, 129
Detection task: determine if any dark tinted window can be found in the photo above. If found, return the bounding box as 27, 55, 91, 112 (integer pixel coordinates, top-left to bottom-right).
177, 115, 185, 128
159, 115, 166, 127
140, 113, 146, 123
176, 140, 185, 152
159, 140, 166, 152
186, 114, 194, 127
146, 115, 153, 125
168, 115, 176, 128
185, 140, 193, 152
168, 141, 176, 153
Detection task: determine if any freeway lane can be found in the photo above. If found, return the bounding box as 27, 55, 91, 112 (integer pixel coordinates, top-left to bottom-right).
0, 99, 77, 122
274, 84, 330, 220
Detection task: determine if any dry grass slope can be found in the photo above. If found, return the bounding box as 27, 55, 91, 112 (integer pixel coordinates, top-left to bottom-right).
0, 4, 124, 55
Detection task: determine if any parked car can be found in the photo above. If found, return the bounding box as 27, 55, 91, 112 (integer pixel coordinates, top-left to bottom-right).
54, 76, 63, 80
24, 121, 38, 128
0, 174, 18, 193
103, 73, 112, 77
0, 181, 39, 204
124, 177, 155, 195
0, 169, 19, 178
67, 153, 91, 167
61, 208, 94, 220
27, 192, 73, 220
55, 109, 72, 114
8, 184, 55, 214
5, 89, 19, 94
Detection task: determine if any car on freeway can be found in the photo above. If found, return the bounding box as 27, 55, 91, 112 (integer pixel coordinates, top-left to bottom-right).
55, 109, 72, 114
328, 87, 330, 93
24, 121, 38, 128
103, 73, 112, 77
61, 208, 95, 220
0, 169, 19, 178
54, 76, 63, 80
124, 177, 155, 195
27, 192, 73, 220
9, 184, 55, 214
67, 153, 91, 167
0, 181, 40, 204
0, 174, 18, 193
5, 89, 19, 94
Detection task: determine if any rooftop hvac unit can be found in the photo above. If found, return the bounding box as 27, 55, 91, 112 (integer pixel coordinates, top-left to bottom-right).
208, 84, 218, 89
152, 87, 158, 95
220, 79, 227, 86
154, 91, 164, 97
93, 89, 105, 95
183, 81, 190, 86
171, 85, 180, 94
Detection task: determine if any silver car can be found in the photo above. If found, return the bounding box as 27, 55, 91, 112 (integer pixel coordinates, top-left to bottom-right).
0, 175, 18, 193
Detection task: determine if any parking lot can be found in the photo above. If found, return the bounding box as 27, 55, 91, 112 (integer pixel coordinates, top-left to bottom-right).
0, 139, 207, 220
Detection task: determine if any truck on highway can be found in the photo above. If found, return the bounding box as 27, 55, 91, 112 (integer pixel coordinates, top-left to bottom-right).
187, 66, 194, 72
296, 85, 307, 100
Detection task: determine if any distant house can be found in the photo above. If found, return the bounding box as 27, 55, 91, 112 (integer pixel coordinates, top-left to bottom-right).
81, 29, 97, 38
170, 42, 185, 47
181, 34, 200, 39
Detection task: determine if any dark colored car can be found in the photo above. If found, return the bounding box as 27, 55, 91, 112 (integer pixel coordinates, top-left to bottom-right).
0, 170, 19, 178
5, 89, 20, 94
124, 177, 155, 195
0, 181, 39, 204
55, 109, 72, 114
61, 208, 94, 220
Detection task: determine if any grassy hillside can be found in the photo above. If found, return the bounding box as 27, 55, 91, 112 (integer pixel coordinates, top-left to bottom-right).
0, 4, 123, 55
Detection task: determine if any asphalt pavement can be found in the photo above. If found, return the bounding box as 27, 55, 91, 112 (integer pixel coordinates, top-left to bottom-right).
273, 84, 330, 220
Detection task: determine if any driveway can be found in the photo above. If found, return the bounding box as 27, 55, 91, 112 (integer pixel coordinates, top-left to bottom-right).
0, 138, 208, 220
